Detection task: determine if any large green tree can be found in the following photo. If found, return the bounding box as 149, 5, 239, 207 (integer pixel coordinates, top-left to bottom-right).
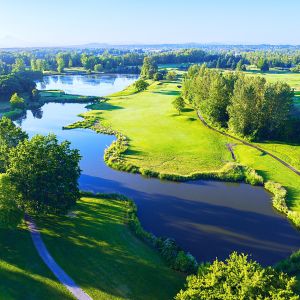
0, 117, 28, 172
7, 134, 81, 214
176, 252, 299, 300
140, 57, 158, 79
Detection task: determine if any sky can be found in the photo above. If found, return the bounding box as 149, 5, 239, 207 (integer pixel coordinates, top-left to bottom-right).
0, 0, 299, 47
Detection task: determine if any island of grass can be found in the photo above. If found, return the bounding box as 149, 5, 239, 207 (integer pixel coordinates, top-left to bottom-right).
70, 78, 300, 214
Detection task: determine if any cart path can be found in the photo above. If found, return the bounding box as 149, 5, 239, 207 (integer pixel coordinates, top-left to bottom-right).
197, 110, 300, 176
25, 214, 92, 300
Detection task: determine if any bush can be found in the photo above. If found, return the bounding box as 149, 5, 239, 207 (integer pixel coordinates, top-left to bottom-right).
265, 181, 288, 214
166, 71, 177, 80
134, 79, 149, 92
10, 93, 25, 109
174, 251, 198, 273
94, 64, 103, 72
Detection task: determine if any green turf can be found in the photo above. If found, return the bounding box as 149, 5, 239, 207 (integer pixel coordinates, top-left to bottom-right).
234, 144, 300, 210
84, 81, 234, 175
0, 227, 73, 300
245, 70, 300, 91
81, 80, 300, 210
36, 196, 185, 300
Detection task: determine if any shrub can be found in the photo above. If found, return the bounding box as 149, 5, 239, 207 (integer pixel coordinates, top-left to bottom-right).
134, 79, 149, 92
10, 93, 25, 109
174, 251, 198, 273
265, 181, 288, 214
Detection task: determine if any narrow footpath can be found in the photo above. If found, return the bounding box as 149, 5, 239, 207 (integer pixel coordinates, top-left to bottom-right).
25, 214, 92, 300
197, 111, 300, 176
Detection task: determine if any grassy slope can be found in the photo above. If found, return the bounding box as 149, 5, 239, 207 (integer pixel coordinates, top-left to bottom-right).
85, 81, 233, 175
0, 227, 73, 300
37, 196, 184, 300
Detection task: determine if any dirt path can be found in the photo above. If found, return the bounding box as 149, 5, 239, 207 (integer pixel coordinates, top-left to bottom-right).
25, 214, 92, 300
197, 111, 300, 176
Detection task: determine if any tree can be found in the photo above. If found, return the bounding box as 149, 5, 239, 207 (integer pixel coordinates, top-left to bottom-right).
228, 75, 293, 139
176, 252, 299, 300
7, 134, 81, 214
134, 79, 149, 92
172, 96, 185, 115
10, 93, 25, 109
0, 174, 22, 228
56, 56, 65, 73
31, 88, 40, 101
236, 59, 246, 71
140, 57, 158, 79
12, 58, 26, 73
257, 58, 270, 71
200, 74, 231, 126
0, 117, 28, 172
153, 72, 164, 81
166, 71, 177, 81
94, 64, 103, 72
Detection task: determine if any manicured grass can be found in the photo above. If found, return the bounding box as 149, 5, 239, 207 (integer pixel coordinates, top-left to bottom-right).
79, 80, 300, 211
245, 70, 300, 91
234, 144, 300, 210
0, 227, 73, 300
39, 90, 98, 103
37, 196, 185, 300
84, 81, 234, 175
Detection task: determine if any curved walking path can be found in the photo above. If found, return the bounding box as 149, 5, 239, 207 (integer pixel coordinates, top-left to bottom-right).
25, 214, 92, 300
197, 111, 300, 176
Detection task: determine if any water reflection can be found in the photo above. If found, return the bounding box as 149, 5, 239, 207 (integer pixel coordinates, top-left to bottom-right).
37, 74, 138, 96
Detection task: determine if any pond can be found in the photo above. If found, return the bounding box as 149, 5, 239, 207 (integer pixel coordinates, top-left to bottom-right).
18, 74, 300, 265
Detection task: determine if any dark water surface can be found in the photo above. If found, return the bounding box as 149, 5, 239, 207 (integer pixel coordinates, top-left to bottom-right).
19, 74, 300, 265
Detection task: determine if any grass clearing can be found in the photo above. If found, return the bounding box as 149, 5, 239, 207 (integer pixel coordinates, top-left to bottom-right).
37, 196, 185, 300
84, 81, 234, 175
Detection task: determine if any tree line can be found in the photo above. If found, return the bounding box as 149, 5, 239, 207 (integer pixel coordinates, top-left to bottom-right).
182, 65, 294, 140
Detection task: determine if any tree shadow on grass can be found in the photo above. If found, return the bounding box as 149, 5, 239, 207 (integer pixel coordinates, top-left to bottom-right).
152, 90, 180, 96
97, 102, 124, 111
37, 201, 184, 300
182, 108, 194, 113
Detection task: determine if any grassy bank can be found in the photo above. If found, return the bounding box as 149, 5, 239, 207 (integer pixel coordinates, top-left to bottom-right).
82, 81, 235, 175
36, 195, 185, 300
70, 79, 300, 217
0, 90, 98, 120
0, 227, 73, 300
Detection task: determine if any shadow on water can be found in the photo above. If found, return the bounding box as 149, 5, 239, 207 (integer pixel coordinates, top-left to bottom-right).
19, 74, 300, 266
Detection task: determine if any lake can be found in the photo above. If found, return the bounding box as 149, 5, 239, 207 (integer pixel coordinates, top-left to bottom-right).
18, 74, 300, 265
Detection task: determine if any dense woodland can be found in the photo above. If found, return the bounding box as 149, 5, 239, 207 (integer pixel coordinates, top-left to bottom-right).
1, 47, 300, 77
182, 65, 296, 141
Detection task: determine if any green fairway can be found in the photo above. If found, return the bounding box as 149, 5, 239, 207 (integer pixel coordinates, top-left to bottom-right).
0, 227, 73, 300
84, 81, 234, 175
37, 195, 185, 300
78, 80, 300, 211
245, 70, 300, 91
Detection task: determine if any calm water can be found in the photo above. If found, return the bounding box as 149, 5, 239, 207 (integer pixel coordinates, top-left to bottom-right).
19, 74, 300, 265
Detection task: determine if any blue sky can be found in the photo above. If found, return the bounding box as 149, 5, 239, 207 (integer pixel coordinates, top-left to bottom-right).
0, 0, 299, 46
